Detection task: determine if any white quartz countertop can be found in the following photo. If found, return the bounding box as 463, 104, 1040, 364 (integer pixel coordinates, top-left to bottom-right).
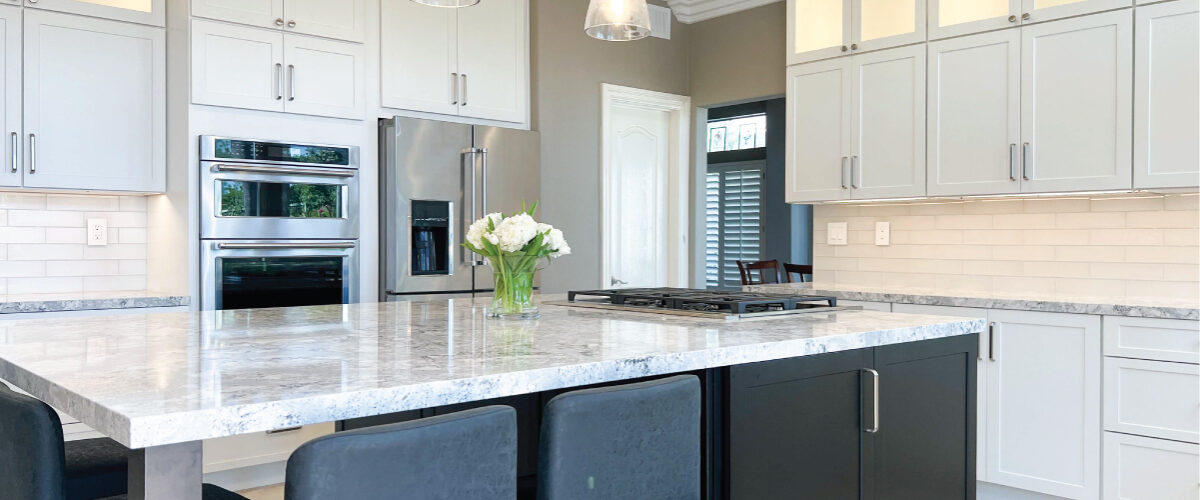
0, 297, 983, 449
747, 282, 1199, 320
0, 290, 189, 314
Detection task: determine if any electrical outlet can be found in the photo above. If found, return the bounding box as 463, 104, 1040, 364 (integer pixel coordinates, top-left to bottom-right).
875, 221, 890, 246
87, 218, 107, 246
827, 222, 848, 246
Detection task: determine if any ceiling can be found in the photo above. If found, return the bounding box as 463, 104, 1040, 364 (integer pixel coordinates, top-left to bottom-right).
667, 0, 783, 23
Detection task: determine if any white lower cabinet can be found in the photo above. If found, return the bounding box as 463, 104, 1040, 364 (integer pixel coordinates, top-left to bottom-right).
204, 423, 334, 475
1103, 432, 1199, 500
1104, 357, 1199, 443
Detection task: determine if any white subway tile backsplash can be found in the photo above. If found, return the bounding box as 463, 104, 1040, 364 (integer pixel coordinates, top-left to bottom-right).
83, 244, 146, 260
115, 227, 146, 244
7, 244, 84, 261
45, 260, 119, 277
0, 193, 45, 210
83, 275, 145, 292
0, 227, 44, 244
0, 261, 46, 277
118, 196, 147, 212
8, 210, 84, 227
44, 227, 85, 244
46, 195, 120, 212
8, 277, 83, 294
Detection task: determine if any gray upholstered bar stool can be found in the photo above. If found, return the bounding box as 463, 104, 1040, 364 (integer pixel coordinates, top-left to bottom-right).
537, 375, 701, 500
283, 405, 518, 500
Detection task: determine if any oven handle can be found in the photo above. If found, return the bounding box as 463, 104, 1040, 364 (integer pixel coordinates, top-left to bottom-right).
214, 242, 356, 250
211, 164, 356, 178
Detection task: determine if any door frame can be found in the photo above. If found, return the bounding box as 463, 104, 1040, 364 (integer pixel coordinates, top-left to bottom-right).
600, 83, 691, 288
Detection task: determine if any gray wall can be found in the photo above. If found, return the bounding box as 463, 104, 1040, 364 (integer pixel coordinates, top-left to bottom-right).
533, 0, 692, 293
687, 2, 786, 107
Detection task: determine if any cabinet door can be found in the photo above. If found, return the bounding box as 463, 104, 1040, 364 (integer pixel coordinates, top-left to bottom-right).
930, 0, 1020, 39
850, 45, 925, 199
1102, 433, 1199, 500
868, 335, 977, 500
986, 310, 1101, 499
788, 0, 853, 65
928, 30, 1021, 196
283, 35, 364, 119
1133, 0, 1199, 189
785, 58, 852, 202
0, 5, 20, 189
1103, 357, 1199, 443
456, 0, 527, 123
1020, 0, 1132, 24
24, 0, 165, 27
191, 19, 285, 113
1020, 11, 1132, 193
284, 0, 366, 43
852, 0, 925, 52
23, 10, 165, 192
191, 0, 283, 30
728, 348, 872, 499
380, 0, 458, 116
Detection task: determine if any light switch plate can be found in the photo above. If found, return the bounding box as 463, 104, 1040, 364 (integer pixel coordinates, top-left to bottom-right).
87, 218, 107, 246
875, 221, 890, 246
827, 222, 848, 246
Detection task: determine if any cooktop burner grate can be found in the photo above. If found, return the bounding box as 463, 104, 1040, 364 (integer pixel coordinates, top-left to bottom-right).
566, 288, 837, 315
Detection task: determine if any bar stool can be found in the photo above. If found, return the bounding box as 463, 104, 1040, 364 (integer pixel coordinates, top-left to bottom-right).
284, 405, 517, 500
537, 375, 701, 500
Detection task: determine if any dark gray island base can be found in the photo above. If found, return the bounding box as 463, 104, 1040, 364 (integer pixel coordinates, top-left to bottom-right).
342, 334, 979, 500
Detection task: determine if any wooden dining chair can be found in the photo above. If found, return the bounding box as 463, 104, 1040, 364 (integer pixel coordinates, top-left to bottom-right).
735, 260, 783, 285
783, 263, 813, 283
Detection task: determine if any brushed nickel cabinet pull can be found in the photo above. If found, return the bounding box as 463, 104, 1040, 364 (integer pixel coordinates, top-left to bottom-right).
864, 368, 880, 433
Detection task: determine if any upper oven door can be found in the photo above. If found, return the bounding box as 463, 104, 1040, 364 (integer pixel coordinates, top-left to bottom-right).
200, 161, 359, 240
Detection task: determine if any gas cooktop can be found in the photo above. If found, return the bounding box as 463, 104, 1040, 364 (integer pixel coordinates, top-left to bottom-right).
555, 288, 852, 320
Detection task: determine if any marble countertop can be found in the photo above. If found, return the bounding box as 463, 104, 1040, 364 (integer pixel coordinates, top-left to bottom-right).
747, 283, 1199, 320
0, 297, 982, 449
0, 290, 190, 314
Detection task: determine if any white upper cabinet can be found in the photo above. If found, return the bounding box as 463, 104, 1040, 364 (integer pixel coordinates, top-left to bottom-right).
192, 0, 365, 43
1020, 10, 1132, 193
283, 35, 364, 119
786, 58, 852, 202
1134, 0, 1199, 189
191, 19, 285, 113
0, 5, 20, 189
380, 0, 529, 125
1021, 0, 1132, 24
23, 10, 164, 192
787, 0, 924, 65
928, 30, 1021, 196
850, 44, 925, 199
24, 0, 164, 26
930, 0, 1020, 39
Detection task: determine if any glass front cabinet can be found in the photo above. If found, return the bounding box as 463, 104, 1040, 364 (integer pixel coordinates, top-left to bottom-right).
788, 0, 925, 64
929, 0, 1132, 39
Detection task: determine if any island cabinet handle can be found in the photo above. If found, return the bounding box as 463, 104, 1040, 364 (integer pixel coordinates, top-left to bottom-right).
266, 426, 302, 434
863, 368, 879, 433
988, 322, 997, 361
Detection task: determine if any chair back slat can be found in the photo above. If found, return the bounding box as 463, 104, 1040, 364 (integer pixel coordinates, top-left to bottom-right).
783, 263, 813, 283
736, 260, 782, 285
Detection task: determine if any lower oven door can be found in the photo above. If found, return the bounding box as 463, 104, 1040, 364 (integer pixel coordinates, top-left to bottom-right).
201, 240, 359, 311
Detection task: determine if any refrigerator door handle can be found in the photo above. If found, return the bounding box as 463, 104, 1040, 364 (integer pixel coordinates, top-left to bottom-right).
463, 148, 484, 266
480, 148, 488, 219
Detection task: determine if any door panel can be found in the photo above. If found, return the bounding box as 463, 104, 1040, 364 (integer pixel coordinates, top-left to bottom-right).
1021, 0, 1132, 24
0, 5, 20, 188
928, 30, 1021, 196
456, 0, 527, 123
851, 45, 926, 199
192, 19, 285, 113
192, 0, 282, 30
606, 104, 670, 288
852, 0, 925, 52
986, 310, 1101, 499
380, 0, 458, 115
1133, 0, 1199, 189
1103, 357, 1199, 444
284, 0, 366, 43
1020, 10, 1132, 193
283, 35, 364, 119
1102, 433, 1200, 500
929, 0, 1019, 40
788, 0, 852, 65
23, 10, 165, 192
472, 126, 540, 288
785, 58, 851, 202
26, 0, 164, 26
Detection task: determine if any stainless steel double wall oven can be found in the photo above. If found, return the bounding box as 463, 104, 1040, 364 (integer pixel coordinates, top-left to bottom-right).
200, 136, 360, 310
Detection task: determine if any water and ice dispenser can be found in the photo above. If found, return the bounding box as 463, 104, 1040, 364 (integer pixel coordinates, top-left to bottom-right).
411, 200, 450, 275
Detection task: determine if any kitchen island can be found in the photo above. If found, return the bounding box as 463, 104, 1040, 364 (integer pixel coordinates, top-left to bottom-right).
0, 296, 984, 499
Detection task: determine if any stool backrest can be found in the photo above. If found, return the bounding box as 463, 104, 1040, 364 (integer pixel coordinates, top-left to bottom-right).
736, 260, 782, 285
783, 263, 813, 283
538, 375, 700, 500
284, 405, 516, 500
0, 383, 66, 500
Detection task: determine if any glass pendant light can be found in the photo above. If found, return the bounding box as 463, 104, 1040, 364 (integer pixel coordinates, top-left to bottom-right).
584, 0, 652, 41
410, 0, 479, 7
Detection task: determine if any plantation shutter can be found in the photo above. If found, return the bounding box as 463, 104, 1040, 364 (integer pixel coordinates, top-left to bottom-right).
704, 164, 764, 289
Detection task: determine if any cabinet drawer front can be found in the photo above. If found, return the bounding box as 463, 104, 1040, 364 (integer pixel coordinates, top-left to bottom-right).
203, 422, 334, 473
1102, 432, 1199, 500
1104, 357, 1199, 443
1103, 316, 1200, 363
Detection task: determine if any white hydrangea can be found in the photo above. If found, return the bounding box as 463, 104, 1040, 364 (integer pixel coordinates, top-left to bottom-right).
491, 213, 539, 252
466, 212, 503, 249
539, 224, 571, 258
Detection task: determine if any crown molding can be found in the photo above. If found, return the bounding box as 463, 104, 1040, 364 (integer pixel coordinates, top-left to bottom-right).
667, 0, 783, 24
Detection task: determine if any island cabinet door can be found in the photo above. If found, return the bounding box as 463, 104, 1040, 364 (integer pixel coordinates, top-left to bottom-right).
863, 334, 978, 500
727, 348, 872, 499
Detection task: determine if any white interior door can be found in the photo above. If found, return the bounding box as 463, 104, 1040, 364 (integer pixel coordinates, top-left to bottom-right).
927, 29, 1021, 196
850, 44, 926, 199
0, 5, 20, 188
986, 310, 1101, 499
283, 35, 364, 119
380, 0, 458, 115
284, 0, 366, 43
1020, 10, 1132, 193
191, 0, 282, 29
456, 0, 527, 123
785, 58, 852, 202
23, 10, 165, 192
606, 104, 670, 289
1133, 0, 1199, 189
191, 19, 285, 112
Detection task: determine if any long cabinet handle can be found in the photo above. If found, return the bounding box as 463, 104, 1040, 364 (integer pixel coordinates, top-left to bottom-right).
1009, 144, 1017, 181
274, 63, 283, 100
27, 133, 35, 174
988, 322, 996, 361
850, 156, 860, 189
863, 368, 879, 433
287, 64, 296, 102
1021, 143, 1031, 181
460, 73, 467, 107
840, 157, 848, 189
8, 132, 16, 173
451, 72, 458, 105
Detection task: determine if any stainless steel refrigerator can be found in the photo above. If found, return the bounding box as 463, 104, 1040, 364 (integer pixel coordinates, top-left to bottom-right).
380, 117, 540, 298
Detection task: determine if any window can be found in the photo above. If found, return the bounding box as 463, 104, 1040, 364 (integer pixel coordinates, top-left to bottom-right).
707, 114, 767, 153
705, 164, 763, 289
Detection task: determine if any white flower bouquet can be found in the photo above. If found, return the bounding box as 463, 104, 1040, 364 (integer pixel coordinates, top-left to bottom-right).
463, 201, 570, 318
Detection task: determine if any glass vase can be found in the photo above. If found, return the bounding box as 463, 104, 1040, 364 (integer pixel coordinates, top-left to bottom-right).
489, 256, 539, 320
